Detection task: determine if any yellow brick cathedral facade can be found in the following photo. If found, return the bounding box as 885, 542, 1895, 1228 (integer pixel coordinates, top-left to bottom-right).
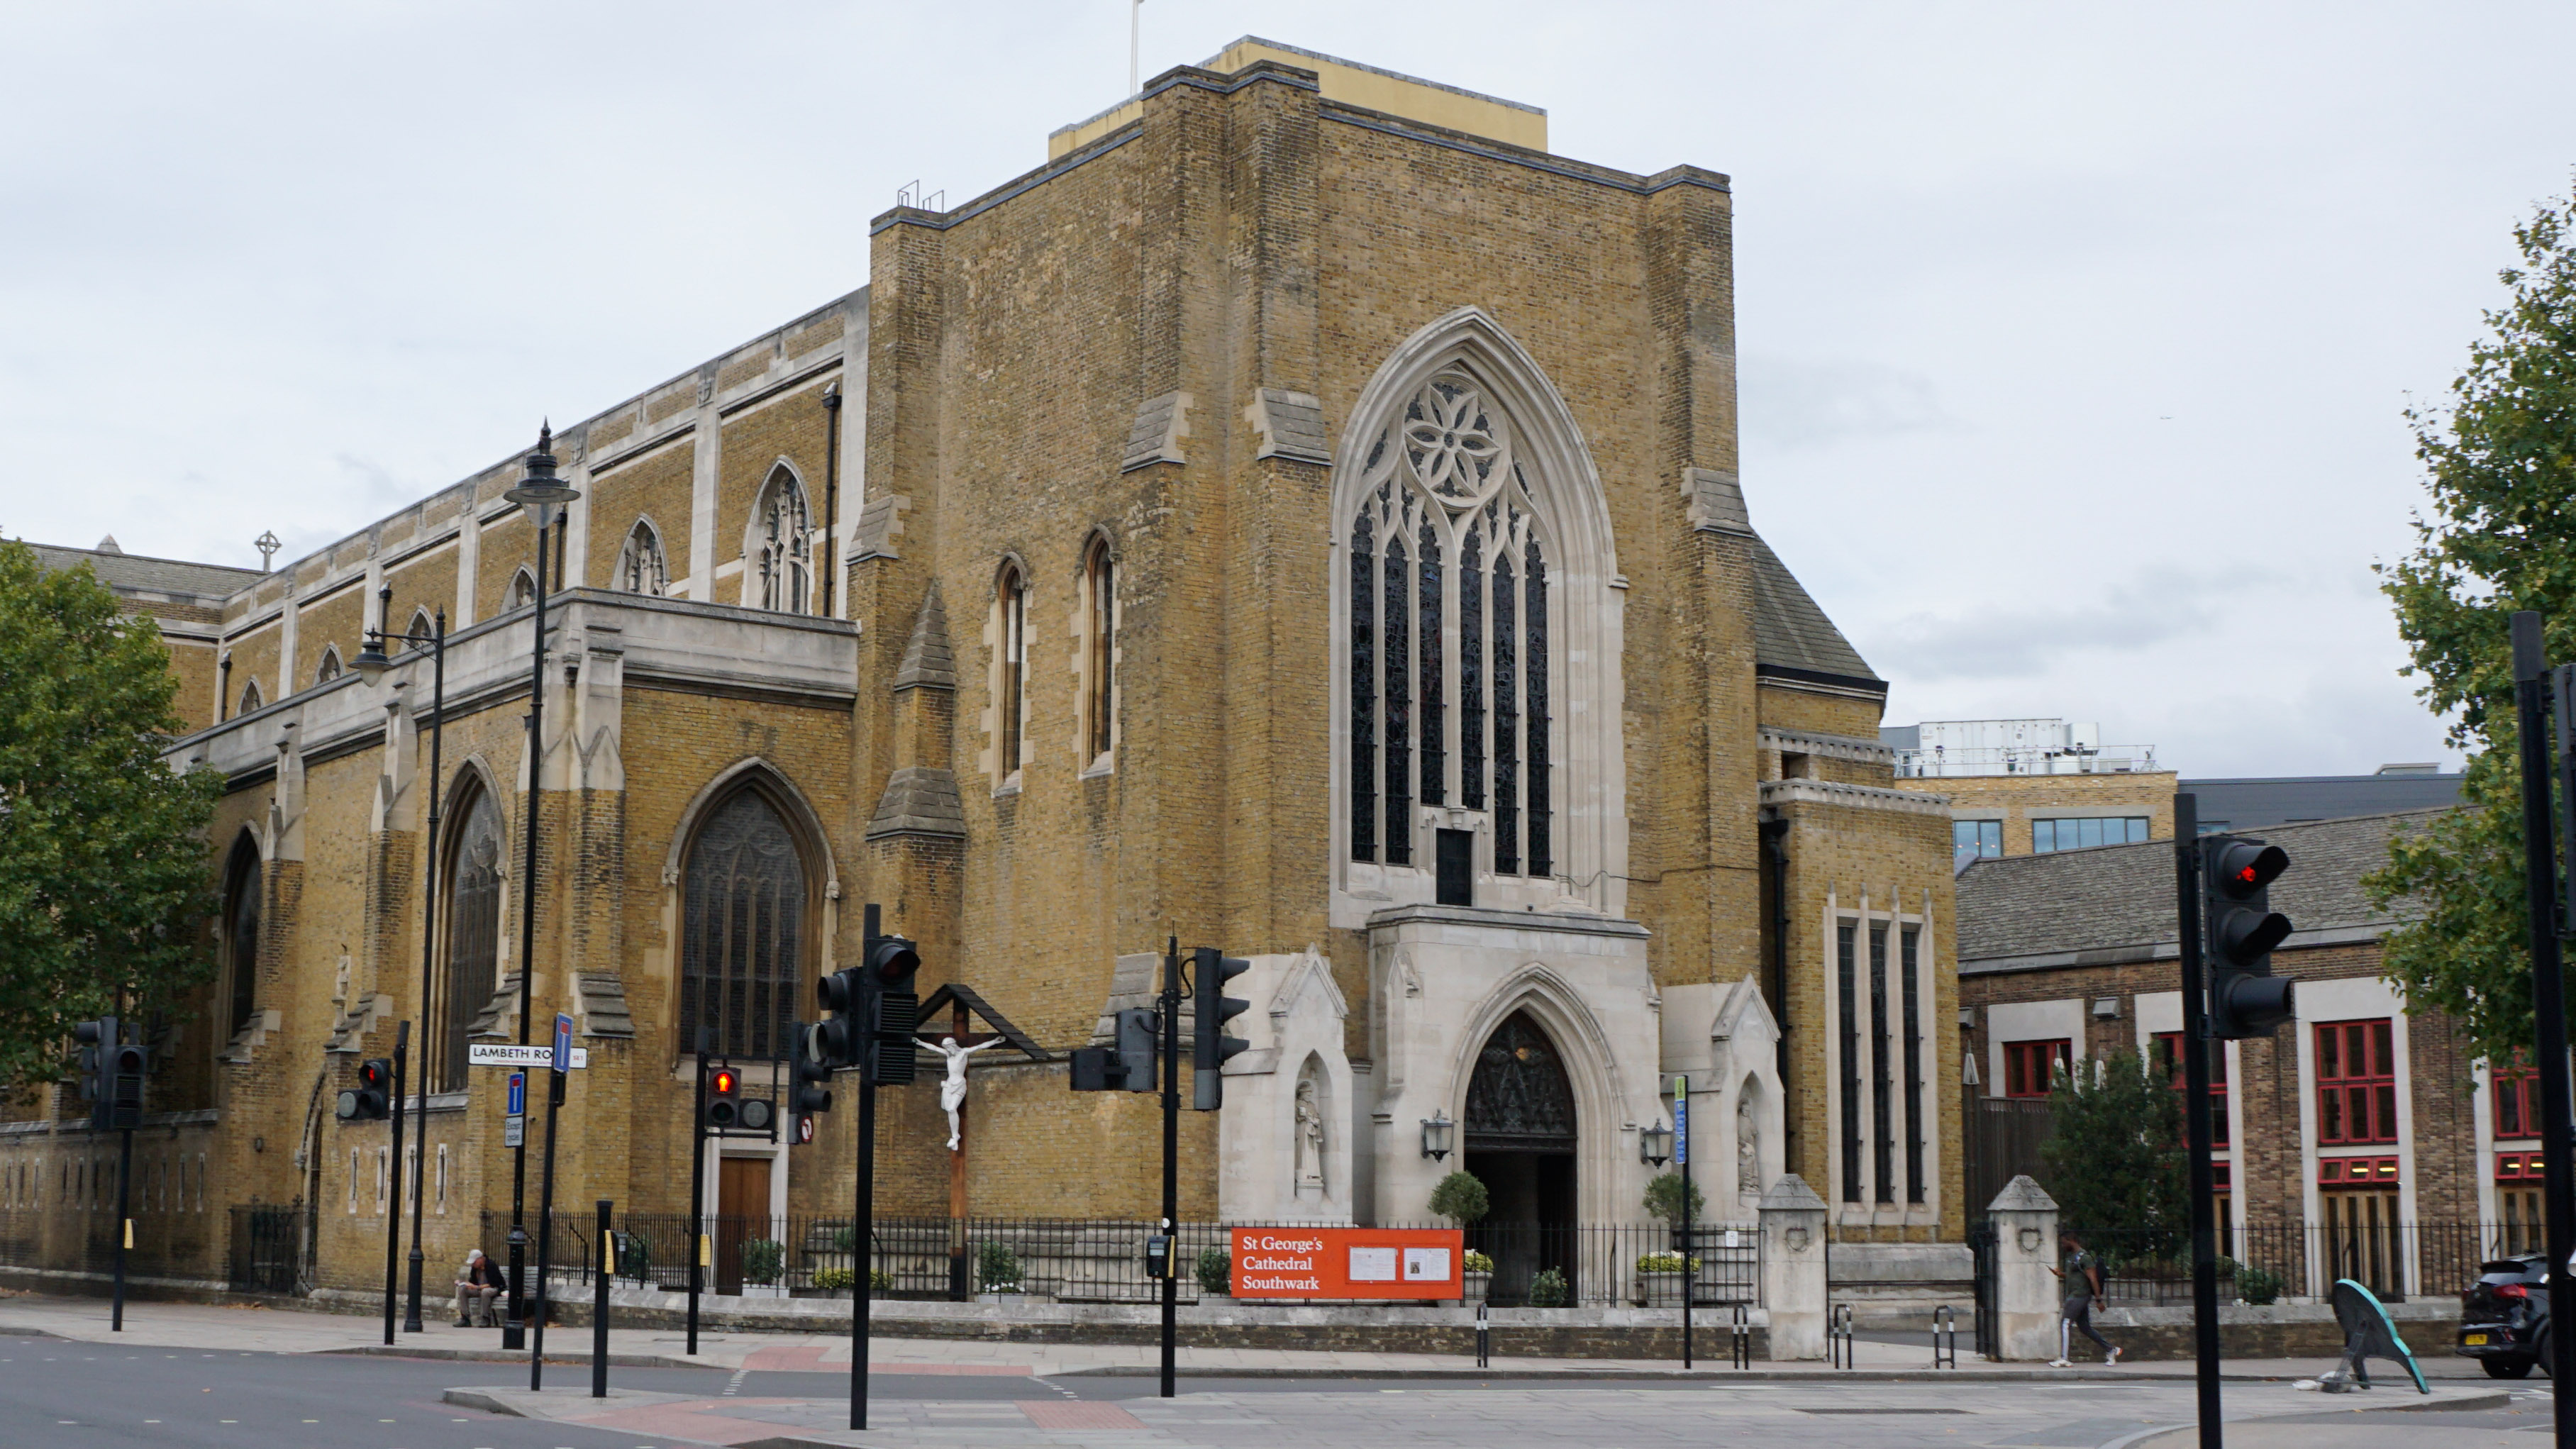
11, 41, 1961, 1304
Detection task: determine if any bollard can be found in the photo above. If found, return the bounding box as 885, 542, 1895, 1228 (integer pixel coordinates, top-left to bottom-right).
1475, 1300, 1489, 1369
592, 1199, 612, 1398
1731, 1303, 1750, 1370
1932, 1304, 1956, 1370
1828, 1303, 1854, 1370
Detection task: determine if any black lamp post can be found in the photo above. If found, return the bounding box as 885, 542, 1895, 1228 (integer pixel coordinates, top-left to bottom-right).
358, 586, 445, 1333
499, 423, 577, 1350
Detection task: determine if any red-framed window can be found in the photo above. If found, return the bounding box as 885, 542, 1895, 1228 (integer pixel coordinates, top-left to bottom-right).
2494, 1060, 2541, 1141
2153, 1031, 2231, 1147
2319, 1155, 2399, 1187
2315, 1018, 2399, 1145
2499, 1151, 2543, 1182
2003, 1039, 2071, 1099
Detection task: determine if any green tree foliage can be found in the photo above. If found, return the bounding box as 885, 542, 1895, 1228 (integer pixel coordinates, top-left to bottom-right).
2038, 1051, 2188, 1251
1641, 1170, 1704, 1226
0, 540, 220, 1087
2370, 183, 2576, 1065
1428, 1170, 1489, 1224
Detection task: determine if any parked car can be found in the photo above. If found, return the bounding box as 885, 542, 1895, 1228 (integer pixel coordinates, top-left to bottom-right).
2458, 1253, 2551, 1379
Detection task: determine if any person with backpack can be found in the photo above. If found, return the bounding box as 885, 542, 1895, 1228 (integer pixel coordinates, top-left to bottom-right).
2048, 1231, 2121, 1367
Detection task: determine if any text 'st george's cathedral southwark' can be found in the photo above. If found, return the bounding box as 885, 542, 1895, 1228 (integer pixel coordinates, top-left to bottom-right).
41, 40, 1962, 1301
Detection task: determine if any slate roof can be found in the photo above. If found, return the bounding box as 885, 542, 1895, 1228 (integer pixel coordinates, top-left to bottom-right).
1954, 808, 2452, 967
26, 541, 264, 600
1748, 535, 1879, 685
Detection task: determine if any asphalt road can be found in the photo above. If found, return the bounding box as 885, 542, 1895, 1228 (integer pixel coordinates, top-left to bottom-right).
0, 1344, 2546, 1448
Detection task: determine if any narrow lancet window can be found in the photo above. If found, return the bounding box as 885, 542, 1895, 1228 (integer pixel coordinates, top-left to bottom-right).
1524, 535, 1550, 879
1417, 519, 1444, 809
1382, 532, 1411, 866
1460, 524, 1485, 811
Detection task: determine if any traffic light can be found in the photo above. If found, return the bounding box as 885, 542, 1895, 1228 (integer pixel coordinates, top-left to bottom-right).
1192, 948, 1253, 1111
861, 928, 921, 1087
1069, 1007, 1160, 1093
72, 1018, 113, 1129
2204, 837, 2296, 1038
816, 970, 863, 1068
791, 1022, 835, 1145
106, 1042, 148, 1130
705, 1062, 742, 1130
338, 1058, 392, 1121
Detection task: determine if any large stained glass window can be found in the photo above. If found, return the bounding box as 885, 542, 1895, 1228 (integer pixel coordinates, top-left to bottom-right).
1345, 373, 1553, 879
679, 789, 806, 1060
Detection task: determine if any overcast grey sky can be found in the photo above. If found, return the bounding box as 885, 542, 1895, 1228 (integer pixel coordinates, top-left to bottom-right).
5, 2, 2570, 776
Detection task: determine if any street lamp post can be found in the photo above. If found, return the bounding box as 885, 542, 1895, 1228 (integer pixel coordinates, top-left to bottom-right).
359, 586, 445, 1333
500, 424, 578, 1351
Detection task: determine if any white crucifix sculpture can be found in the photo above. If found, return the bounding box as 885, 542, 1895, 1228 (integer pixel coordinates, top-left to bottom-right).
916, 1035, 1002, 1151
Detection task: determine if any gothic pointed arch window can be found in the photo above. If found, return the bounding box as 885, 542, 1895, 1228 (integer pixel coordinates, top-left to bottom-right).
752, 467, 814, 614
220, 836, 262, 1041
993, 561, 1028, 782
1080, 535, 1116, 765
434, 781, 504, 1093
678, 783, 810, 1060
237, 679, 262, 716
313, 647, 343, 686
618, 519, 670, 597
1343, 367, 1564, 881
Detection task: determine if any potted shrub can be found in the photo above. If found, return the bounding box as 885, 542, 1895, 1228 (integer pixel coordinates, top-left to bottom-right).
810, 1266, 892, 1299
1431, 1170, 1491, 1304
1528, 1266, 1570, 1309
975, 1240, 1025, 1303
1462, 1249, 1494, 1304
739, 1238, 787, 1299
1196, 1245, 1232, 1298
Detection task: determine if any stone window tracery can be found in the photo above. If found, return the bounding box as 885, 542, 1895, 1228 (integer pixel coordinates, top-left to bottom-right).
678, 787, 807, 1060
618, 520, 669, 597
435, 784, 504, 1093
753, 467, 814, 614
1345, 373, 1552, 877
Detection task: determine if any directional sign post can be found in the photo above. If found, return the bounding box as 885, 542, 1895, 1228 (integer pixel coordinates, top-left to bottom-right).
531, 1014, 575, 1392
1675, 1073, 1692, 1370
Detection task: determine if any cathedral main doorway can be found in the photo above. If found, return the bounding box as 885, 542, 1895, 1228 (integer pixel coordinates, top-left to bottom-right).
1462, 1011, 1578, 1303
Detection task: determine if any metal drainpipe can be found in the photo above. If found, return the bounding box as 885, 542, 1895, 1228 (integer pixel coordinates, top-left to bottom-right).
819, 383, 843, 618
1760, 814, 1791, 1136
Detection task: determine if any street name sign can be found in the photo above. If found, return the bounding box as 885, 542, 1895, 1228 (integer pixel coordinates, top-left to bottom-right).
470, 1043, 589, 1070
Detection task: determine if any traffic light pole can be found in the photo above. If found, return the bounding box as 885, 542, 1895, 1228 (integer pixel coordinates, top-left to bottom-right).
111, 1119, 131, 1333
2507, 613, 2576, 1415
853, 1027, 876, 1433
2173, 795, 2222, 1448
384, 1021, 409, 1347
687, 1026, 707, 1356
1160, 936, 1181, 1400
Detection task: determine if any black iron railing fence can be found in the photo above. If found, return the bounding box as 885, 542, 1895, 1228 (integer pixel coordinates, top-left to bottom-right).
512, 1214, 1760, 1308
2070, 1221, 2523, 1306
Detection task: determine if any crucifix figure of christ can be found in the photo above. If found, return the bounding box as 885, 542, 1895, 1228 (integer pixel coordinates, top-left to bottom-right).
916, 1035, 1003, 1151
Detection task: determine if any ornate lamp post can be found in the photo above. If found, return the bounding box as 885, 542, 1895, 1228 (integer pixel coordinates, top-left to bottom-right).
499, 424, 577, 1350
1638, 1118, 1673, 1167
357, 587, 445, 1333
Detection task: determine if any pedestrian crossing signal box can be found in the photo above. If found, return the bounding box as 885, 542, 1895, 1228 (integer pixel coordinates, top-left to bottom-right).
1144, 1235, 1174, 1280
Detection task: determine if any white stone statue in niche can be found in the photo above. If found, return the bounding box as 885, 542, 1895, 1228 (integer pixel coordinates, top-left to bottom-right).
1736, 1095, 1760, 1206
916, 1035, 1002, 1152
1294, 1077, 1326, 1191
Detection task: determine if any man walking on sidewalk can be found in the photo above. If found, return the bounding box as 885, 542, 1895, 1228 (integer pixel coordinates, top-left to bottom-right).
2048, 1231, 2121, 1367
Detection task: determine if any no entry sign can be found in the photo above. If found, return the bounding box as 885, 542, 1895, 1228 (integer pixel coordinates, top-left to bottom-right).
1230, 1227, 1463, 1299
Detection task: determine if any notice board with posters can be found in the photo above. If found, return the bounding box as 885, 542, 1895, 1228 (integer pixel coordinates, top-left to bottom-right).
1231, 1227, 1464, 1299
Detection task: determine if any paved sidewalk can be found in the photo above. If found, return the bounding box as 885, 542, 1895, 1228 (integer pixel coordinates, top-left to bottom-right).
0, 1289, 2509, 1382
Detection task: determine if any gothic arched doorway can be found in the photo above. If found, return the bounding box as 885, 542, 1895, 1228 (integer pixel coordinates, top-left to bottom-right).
1463, 1010, 1578, 1303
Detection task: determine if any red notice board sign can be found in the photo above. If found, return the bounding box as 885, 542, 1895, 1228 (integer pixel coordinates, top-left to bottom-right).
1231, 1227, 1464, 1299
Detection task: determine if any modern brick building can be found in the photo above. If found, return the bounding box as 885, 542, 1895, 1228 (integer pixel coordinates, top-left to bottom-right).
5, 40, 1962, 1304
1955, 809, 2523, 1299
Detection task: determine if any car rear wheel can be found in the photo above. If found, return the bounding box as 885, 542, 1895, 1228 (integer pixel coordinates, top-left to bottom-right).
2482, 1356, 2534, 1379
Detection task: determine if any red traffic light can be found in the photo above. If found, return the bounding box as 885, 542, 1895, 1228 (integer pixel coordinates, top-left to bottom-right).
710, 1067, 737, 1096
2207, 841, 2287, 898
357, 1059, 391, 1092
